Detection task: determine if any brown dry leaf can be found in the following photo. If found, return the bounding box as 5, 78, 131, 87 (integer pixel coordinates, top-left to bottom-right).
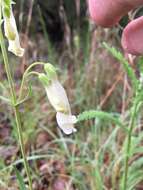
36, 131, 51, 148
0, 146, 18, 160
0, 119, 11, 144
52, 160, 66, 174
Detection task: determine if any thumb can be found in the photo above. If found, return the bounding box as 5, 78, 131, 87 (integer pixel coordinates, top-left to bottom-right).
88, 0, 143, 27
121, 16, 143, 55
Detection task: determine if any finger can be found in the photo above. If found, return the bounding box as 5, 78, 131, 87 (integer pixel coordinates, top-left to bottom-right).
121, 16, 143, 55
88, 0, 143, 27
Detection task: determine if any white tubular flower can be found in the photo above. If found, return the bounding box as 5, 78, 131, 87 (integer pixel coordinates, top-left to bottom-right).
3, 6, 24, 57
56, 112, 77, 135
45, 79, 71, 113
46, 79, 77, 135
39, 63, 77, 135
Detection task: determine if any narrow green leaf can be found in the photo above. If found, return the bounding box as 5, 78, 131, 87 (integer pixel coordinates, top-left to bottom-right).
94, 165, 104, 190
103, 42, 138, 90
77, 110, 128, 133
14, 167, 27, 190
0, 95, 11, 104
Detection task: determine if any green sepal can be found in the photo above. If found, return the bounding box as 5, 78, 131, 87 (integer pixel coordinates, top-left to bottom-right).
44, 63, 57, 80
3, 0, 11, 5
38, 73, 50, 86
3, 6, 10, 18
2, 0, 12, 18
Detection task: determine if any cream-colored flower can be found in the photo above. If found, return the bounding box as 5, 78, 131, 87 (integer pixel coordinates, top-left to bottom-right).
38, 64, 77, 135
56, 112, 77, 135
45, 79, 77, 135
3, 6, 24, 57
45, 79, 71, 113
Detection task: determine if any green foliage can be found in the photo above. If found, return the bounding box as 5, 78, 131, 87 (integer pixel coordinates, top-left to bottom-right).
93, 164, 104, 190
77, 110, 127, 132
126, 157, 143, 190
1, 0, 143, 189
14, 167, 27, 190
103, 44, 143, 190
103, 42, 139, 90
138, 57, 143, 74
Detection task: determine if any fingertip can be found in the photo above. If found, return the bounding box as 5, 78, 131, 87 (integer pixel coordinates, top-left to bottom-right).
88, 0, 143, 28
88, 0, 118, 27
121, 16, 143, 56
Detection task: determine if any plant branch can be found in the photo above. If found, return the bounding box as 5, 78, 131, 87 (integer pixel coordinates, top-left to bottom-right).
0, 7, 33, 190
122, 102, 138, 190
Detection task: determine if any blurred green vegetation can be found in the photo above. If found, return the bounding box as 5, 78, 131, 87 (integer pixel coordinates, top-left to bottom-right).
0, 0, 143, 190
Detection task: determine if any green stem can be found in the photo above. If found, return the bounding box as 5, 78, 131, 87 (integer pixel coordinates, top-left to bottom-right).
19, 62, 44, 100
0, 11, 33, 190
122, 103, 137, 190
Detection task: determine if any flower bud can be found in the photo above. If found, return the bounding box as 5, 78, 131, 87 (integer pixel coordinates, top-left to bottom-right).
3, 5, 24, 57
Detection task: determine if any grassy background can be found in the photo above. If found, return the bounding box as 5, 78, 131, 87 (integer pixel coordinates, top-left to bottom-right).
0, 0, 143, 189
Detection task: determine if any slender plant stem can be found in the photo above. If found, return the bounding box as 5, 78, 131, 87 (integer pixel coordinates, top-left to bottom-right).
19, 62, 44, 100
122, 103, 137, 190
0, 12, 33, 190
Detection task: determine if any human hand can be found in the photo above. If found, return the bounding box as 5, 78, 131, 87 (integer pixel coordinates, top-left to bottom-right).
88, 0, 143, 55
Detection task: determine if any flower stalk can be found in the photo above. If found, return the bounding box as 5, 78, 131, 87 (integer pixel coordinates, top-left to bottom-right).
122, 101, 138, 190
0, 5, 33, 190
